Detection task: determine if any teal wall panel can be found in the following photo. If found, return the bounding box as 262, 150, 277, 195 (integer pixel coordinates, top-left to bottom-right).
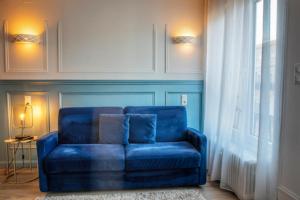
0, 80, 203, 167
60, 92, 156, 107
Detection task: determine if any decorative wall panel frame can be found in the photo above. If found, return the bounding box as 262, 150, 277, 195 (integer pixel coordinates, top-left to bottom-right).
3, 20, 49, 73
57, 21, 157, 73
58, 91, 156, 108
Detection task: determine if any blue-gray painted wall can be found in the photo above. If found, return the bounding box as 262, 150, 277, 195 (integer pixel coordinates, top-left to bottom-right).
0, 80, 204, 167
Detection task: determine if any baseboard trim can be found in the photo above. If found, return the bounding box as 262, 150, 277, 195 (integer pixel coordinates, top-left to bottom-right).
278, 185, 300, 200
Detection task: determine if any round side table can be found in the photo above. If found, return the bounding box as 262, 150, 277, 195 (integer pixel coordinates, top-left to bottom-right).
4, 136, 38, 183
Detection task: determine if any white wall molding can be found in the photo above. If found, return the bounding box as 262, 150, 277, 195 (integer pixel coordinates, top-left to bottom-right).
3, 20, 48, 73
58, 92, 63, 109
278, 185, 300, 200
6, 92, 12, 138
152, 24, 157, 73
58, 21, 157, 73
57, 21, 63, 73
43, 20, 49, 73
4, 21, 10, 71
164, 24, 169, 74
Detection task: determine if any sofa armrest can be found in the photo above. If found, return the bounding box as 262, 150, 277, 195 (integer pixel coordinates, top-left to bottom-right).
37, 132, 58, 192
186, 128, 207, 185
186, 128, 207, 153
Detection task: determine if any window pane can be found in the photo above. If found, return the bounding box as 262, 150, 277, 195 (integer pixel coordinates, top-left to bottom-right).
253, 0, 278, 142
255, 1, 264, 46
270, 0, 277, 41
252, 0, 264, 137
269, 0, 278, 142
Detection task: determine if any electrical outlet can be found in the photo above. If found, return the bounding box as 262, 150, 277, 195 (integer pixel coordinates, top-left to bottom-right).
181, 94, 188, 106
24, 96, 31, 105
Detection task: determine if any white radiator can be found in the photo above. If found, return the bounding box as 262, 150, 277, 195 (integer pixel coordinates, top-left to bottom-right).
222, 152, 257, 200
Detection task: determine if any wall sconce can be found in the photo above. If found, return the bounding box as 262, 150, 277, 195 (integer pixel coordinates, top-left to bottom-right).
10, 34, 40, 44
172, 36, 196, 44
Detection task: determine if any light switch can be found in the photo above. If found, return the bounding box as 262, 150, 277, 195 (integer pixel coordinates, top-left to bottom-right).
181, 94, 188, 106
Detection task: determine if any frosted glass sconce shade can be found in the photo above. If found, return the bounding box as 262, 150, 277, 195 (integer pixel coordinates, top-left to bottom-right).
10, 34, 40, 43
172, 36, 196, 44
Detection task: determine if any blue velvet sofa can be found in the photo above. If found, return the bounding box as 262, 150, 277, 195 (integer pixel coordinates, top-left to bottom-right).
37, 106, 207, 192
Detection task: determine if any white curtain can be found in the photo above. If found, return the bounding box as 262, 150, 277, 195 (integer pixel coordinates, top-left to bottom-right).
204, 0, 286, 199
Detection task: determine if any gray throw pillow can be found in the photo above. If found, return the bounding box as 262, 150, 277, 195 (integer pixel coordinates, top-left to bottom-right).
99, 114, 129, 144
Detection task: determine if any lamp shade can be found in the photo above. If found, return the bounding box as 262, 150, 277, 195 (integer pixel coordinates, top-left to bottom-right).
172, 36, 196, 44
10, 34, 40, 43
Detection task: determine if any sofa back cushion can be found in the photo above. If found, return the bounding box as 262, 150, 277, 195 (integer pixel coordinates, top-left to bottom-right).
128, 114, 157, 144
124, 106, 187, 142
99, 114, 129, 144
58, 107, 123, 144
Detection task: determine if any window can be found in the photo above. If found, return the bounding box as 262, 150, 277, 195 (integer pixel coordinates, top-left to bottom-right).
232, 0, 278, 144
252, 0, 277, 142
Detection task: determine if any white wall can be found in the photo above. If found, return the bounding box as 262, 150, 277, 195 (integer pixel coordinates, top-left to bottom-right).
0, 0, 206, 80
278, 0, 300, 199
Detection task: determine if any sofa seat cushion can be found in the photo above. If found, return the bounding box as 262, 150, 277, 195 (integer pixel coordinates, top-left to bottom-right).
45, 144, 125, 174
125, 141, 201, 171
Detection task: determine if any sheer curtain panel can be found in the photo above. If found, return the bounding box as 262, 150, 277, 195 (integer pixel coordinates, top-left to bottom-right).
204, 0, 286, 199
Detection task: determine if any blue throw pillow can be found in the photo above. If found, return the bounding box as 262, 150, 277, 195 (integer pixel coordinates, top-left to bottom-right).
128, 114, 157, 143
99, 114, 129, 144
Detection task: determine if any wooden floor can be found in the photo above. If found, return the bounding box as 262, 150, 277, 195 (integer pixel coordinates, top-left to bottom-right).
0, 169, 238, 200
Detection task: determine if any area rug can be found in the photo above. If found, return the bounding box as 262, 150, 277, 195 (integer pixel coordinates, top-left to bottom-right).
44, 188, 207, 200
